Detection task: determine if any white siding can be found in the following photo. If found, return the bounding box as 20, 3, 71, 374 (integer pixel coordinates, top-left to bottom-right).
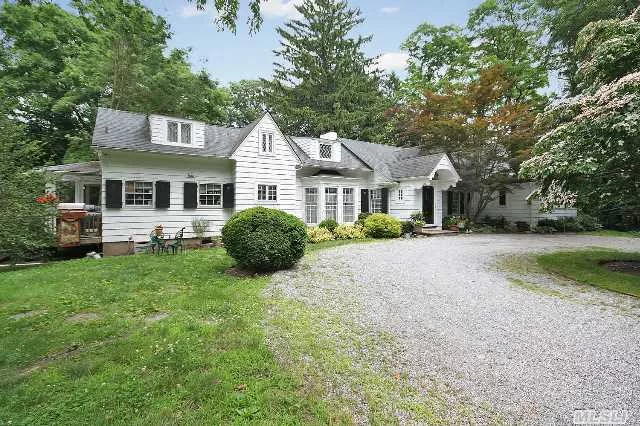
480, 182, 577, 225
101, 150, 233, 243
231, 114, 299, 214
149, 115, 205, 148
389, 185, 421, 221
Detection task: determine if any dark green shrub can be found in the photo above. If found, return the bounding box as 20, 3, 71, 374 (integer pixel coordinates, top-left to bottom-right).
515, 221, 530, 232
401, 221, 414, 234
363, 213, 402, 238
483, 215, 508, 229
576, 213, 602, 231
355, 212, 371, 226
222, 207, 307, 272
318, 218, 338, 232
537, 218, 557, 229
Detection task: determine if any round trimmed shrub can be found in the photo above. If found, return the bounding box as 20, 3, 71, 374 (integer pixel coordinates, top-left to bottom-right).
222, 207, 307, 272
363, 213, 402, 238
318, 218, 338, 232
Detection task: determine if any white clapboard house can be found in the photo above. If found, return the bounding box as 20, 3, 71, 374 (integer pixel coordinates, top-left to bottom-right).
49, 108, 575, 255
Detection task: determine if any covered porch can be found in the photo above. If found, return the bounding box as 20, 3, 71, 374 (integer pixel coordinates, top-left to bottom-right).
44, 162, 103, 247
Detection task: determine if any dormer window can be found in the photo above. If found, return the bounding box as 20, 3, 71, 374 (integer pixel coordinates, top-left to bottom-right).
260, 131, 274, 154
167, 120, 192, 145
319, 143, 332, 159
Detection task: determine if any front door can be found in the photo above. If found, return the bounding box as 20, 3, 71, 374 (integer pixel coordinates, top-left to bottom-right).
422, 186, 434, 224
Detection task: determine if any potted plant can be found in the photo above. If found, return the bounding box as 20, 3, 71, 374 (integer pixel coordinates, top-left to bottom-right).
191, 217, 210, 248
444, 216, 461, 231
413, 219, 425, 233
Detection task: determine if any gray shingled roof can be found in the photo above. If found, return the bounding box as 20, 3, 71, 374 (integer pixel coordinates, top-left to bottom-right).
92, 107, 255, 158
42, 161, 101, 174
387, 154, 445, 179
289, 137, 371, 171
91, 108, 449, 181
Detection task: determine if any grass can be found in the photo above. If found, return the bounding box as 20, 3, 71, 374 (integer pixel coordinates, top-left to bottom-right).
305, 238, 378, 253
536, 249, 640, 297
585, 230, 640, 238
507, 278, 568, 299
0, 249, 340, 425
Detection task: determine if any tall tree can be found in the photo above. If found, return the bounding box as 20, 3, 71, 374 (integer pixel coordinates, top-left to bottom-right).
0, 0, 229, 164
225, 79, 268, 127
400, 1, 549, 107
520, 7, 640, 214
265, 0, 386, 141
538, 0, 638, 94
393, 65, 538, 219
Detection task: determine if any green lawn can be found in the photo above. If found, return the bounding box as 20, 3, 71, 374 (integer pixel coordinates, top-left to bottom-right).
536, 249, 640, 297
0, 249, 341, 425
585, 230, 640, 238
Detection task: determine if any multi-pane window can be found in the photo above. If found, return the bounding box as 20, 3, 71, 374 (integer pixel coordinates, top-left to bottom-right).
167, 121, 191, 144
258, 184, 277, 201
499, 190, 507, 206
319, 143, 332, 159
325, 187, 338, 221
370, 189, 383, 213
181, 123, 191, 144
305, 188, 318, 224
397, 189, 404, 201
167, 121, 178, 143
125, 181, 153, 206
449, 191, 467, 215
261, 132, 274, 153
343, 188, 355, 222
199, 183, 222, 206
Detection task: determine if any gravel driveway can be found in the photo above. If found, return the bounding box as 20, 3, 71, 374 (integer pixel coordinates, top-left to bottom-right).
269, 234, 640, 424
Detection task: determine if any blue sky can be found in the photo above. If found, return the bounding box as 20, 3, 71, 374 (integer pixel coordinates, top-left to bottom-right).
142, 0, 485, 85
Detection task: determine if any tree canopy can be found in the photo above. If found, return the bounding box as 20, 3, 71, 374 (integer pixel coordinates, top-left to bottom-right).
393, 64, 538, 218
520, 7, 640, 213
0, 0, 229, 164
264, 0, 388, 141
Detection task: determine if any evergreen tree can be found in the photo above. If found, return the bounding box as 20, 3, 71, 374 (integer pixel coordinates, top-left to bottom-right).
265, 0, 386, 141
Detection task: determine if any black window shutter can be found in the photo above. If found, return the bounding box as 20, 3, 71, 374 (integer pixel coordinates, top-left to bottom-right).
447, 191, 453, 215
155, 181, 170, 208
360, 189, 369, 213
381, 188, 389, 213
184, 182, 198, 209
105, 180, 122, 209
223, 183, 235, 208
460, 191, 465, 216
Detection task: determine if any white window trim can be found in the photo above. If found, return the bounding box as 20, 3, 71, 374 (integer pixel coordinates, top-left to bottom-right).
370, 188, 383, 213
259, 131, 275, 155
124, 180, 154, 209
256, 183, 278, 203
304, 187, 319, 225
198, 183, 223, 208
324, 187, 338, 221
342, 187, 355, 223
166, 120, 193, 145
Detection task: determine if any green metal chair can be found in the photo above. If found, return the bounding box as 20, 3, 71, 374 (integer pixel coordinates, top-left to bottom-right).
145, 229, 167, 254
167, 228, 185, 254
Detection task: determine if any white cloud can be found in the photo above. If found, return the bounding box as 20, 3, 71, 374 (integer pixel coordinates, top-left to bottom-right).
180, 4, 207, 18
380, 6, 400, 14
372, 52, 409, 73
261, 0, 303, 20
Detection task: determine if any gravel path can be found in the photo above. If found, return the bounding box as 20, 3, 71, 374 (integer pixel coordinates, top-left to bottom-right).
270, 234, 640, 424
